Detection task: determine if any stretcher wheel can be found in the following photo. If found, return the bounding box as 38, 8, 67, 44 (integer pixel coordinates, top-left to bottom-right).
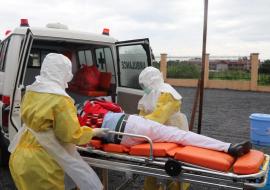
165, 158, 182, 177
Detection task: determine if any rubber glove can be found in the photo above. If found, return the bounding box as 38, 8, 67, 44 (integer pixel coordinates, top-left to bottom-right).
92, 128, 109, 138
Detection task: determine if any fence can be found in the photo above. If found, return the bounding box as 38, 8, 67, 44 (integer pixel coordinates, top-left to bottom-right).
159, 53, 270, 92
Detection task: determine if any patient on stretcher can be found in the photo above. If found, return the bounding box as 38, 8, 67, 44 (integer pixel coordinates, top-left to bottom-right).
77, 99, 251, 158
99, 112, 251, 157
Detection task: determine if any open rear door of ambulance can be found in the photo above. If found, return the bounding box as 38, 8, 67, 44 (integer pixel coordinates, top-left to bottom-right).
9, 29, 33, 136
115, 38, 152, 114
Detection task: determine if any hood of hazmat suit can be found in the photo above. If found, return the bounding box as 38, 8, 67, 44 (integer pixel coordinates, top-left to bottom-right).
9, 53, 102, 190
26, 53, 73, 97
138, 66, 182, 111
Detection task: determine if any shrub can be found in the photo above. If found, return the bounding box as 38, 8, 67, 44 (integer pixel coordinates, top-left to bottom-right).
259, 60, 270, 74
167, 61, 200, 79
209, 70, 251, 80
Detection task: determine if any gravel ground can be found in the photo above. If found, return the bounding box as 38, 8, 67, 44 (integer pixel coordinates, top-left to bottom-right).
1, 87, 270, 190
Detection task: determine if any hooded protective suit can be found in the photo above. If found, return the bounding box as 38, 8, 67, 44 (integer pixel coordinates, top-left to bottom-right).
138, 66, 188, 131
138, 66, 189, 190
9, 53, 103, 190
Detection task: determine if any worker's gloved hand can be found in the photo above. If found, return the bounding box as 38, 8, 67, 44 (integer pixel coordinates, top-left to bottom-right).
92, 128, 109, 138
228, 141, 252, 157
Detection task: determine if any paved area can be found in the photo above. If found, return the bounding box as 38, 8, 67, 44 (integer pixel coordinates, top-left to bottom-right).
1, 88, 270, 190
179, 87, 270, 153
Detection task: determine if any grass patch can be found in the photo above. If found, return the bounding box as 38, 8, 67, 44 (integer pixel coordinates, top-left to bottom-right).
209, 70, 251, 81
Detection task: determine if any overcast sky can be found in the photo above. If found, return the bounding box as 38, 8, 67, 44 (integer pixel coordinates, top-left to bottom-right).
1, 0, 270, 59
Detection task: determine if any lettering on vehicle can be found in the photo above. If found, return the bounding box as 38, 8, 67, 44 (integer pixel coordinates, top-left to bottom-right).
121, 61, 145, 70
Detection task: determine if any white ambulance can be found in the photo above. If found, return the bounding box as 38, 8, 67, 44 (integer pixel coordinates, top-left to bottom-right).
0, 19, 153, 165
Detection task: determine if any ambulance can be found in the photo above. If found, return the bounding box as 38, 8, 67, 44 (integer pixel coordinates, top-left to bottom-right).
0, 19, 153, 165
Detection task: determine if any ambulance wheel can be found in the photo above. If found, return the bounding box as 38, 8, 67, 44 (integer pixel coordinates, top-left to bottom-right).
0, 147, 9, 167
165, 158, 182, 177
0, 136, 10, 167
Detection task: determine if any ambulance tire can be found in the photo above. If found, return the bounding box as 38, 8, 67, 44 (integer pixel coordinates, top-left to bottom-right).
0, 148, 10, 167
0, 135, 10, 167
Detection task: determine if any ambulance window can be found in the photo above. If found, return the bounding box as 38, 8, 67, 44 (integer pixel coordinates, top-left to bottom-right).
78, 50, 93, 66
40, 50, 56, 63
95, 47, 114, 73
104, 48, 114, 74
27, 49, 56, 68
118, 45, 147, 89
95, 48, 106, 72
0, 38, 10, 72
28, 51, 41, 68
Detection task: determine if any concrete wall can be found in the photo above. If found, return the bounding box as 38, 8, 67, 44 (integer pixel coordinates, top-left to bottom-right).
160, 53, 270, 92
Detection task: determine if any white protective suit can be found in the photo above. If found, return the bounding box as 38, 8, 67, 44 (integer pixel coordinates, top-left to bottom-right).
138, 66, 189, 131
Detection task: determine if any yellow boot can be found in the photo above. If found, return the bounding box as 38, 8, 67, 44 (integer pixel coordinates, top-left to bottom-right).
157, 182, 166, 190
167, 180, 180, 190
167, 180, 190, 190
180, 182, 190, 190
144, 176, 158, 190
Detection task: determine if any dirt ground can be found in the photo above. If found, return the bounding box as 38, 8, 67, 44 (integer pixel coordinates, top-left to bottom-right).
1, 87, 270, 190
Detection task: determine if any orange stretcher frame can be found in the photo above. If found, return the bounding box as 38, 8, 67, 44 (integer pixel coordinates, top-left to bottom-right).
79, 131, 270, 190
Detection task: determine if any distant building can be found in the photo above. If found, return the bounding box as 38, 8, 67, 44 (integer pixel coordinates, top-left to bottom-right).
209, 57, 251, 71
216, 62, 228, 71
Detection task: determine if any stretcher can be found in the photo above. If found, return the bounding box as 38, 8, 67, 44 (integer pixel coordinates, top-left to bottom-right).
78, 131, 270, 190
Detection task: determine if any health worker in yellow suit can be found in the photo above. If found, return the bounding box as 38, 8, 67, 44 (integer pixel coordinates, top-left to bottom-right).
9, 53, 108, 190
138, 66, 189, 190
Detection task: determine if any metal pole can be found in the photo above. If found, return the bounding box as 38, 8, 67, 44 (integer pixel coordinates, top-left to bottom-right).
197, 0, 208, 134
189, 80, 200, 131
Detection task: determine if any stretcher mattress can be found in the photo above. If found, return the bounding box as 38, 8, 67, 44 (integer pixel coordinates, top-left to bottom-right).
87, 140, 265, 175
130, 143, 178, 157
233, 150, 265, 174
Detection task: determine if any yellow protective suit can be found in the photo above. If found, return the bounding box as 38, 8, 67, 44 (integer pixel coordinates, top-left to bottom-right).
139, 92, 181, 124
9, 91, 94, 190
140, 92, 189, 190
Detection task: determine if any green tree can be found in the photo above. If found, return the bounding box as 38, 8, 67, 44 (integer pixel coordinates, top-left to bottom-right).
167, 61, 200, 79
259, 60, 270, 74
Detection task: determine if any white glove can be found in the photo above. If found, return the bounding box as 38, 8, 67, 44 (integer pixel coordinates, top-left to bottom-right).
93, 128, 109, 138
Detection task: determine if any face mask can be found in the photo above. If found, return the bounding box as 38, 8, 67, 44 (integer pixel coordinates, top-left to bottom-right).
143, 87, 152, 95
140, 83, 152, 95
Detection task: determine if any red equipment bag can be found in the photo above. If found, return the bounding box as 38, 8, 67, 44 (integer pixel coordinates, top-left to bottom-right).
71, 65, 100, 91
77, 99, 123, 128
